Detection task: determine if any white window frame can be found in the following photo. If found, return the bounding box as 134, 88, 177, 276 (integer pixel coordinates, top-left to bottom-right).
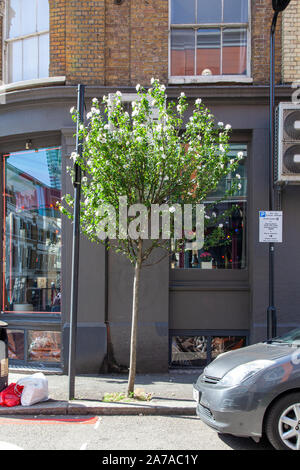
168, 0, 252, 84
3, 0, 50, 84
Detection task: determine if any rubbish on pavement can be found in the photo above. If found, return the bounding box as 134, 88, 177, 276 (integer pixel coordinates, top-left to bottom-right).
0, 383, 24, 407
17, 373, 49, 407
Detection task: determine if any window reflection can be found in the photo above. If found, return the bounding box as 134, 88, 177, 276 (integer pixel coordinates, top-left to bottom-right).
171, 0, 196, 24
211, 336, 246, 359
172, 144, 247, 270
222, 28, 247, 75
197, 0, 222, 24
172, 336, 208, 367
171, 335, 246, 367
170, 0, 249, 77
6, 0, 49, 83
7, 329, 25, 360
3, 147, 62, 313
28, 331, 61, 362
223, 0, 248, 23
197, 28, 221, 76
171, 29, 195, 76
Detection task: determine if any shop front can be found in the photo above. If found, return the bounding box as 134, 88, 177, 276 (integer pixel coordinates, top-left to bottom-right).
2, 146, 62, 367
0, 84, 298, 374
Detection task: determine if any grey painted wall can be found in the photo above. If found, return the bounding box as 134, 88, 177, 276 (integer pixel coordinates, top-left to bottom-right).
108, 247, 169, 373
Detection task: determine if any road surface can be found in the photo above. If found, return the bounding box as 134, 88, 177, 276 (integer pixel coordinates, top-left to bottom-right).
0, 414, 273, 451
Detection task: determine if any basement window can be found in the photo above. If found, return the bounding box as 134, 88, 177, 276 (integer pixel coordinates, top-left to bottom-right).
171, 334, 247, 367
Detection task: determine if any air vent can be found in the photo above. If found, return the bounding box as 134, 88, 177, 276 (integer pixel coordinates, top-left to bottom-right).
283, 111, 300, 140
275, 103, 300, 183
282, 145, 300, 174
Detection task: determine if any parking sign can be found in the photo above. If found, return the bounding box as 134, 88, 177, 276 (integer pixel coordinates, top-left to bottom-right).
259, 211, 283, 243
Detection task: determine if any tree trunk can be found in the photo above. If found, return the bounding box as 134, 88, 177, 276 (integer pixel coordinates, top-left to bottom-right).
127, 239, 143, 396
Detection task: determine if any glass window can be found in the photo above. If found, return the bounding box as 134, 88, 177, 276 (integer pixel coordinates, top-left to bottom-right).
171, 0, 196, 24
211, 336, 246, 360
171, 144, 247, 270
171, 336, 208, 367
2, 147, 62, 313
223, 0, 248, 23
171, 29, 195, 76
197, 0, 222, 24
23, 36, 39, 80
222, 28, 247, 75
6, 0, 49, 83
170, 0, 249, 77
38, 33, 50, 78
7, 329, 24, 360
196, 28, 221, 76
28, 331, 61, 362
7, 0, 21, 39
37, 0, 50, 31
21, 0, 36, 36
171, 334, 246, 367
7, 41, 22, 82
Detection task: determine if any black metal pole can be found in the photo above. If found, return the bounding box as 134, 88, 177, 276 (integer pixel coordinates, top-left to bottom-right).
267, 13, 278, 341
68, 84, 85, 400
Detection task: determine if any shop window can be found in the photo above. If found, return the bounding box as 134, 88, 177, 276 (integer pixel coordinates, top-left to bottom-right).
5, 0, 49, 83
211, 336, 246, 360
172, 335, 208, 367
2, 147, 62, 314
28, 331, 61, 363
171, 334, 246, 368
170, 0, 249, 78
7, 329, 61, 364
7, 329, 24, 360
171, 144, 247, 270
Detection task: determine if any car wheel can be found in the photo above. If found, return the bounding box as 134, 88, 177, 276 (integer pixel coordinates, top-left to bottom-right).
265, 393, 300, 450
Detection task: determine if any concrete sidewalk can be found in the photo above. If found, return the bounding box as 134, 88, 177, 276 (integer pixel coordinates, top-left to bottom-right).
0, 370, 200, 416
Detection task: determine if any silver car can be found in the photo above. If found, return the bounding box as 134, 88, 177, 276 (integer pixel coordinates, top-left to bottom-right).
193, 328, 300, 450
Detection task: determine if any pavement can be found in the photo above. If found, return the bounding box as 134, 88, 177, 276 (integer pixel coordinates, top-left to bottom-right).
0, 369, 200, 416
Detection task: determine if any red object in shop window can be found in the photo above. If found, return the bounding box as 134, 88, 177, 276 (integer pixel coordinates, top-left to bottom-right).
0, 383, 24, 407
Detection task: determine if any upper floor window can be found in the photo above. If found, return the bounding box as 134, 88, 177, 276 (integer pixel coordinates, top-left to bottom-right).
5, 0, 49, 83
170, 0, 249, 78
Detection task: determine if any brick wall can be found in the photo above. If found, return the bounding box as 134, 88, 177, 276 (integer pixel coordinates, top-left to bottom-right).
251, 0, 282, 84
49, 0, 66, 78
282, 0, 300, 84
105, 0, 130, 86
65, 0, 105, 85
129, 0, 168, 86
104, 0, 168, 87
0, 0, 294, 87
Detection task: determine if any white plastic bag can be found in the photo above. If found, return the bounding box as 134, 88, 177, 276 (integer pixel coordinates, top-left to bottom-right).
17, 373, 49, 407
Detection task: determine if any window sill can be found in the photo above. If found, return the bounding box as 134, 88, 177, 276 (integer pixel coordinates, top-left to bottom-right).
0, 76, 66, 94
168, 76, 253, 85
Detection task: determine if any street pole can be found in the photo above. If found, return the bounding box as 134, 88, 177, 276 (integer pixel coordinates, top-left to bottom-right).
267, 0, 291, 340
68, 84, 85, 400
267, 11, 278, 341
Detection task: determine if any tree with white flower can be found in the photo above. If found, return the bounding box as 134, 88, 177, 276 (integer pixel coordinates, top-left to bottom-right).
62, 79, 242, 396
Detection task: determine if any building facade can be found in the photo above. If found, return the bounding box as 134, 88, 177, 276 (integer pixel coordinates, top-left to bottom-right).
0, 0, 299, 373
